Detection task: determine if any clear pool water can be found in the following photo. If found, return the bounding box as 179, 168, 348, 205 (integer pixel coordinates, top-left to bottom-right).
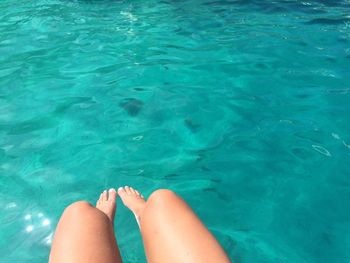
1, 0, 350, 262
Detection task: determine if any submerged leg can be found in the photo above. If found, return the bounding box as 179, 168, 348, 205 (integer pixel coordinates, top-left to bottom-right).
118, 186, 231, 263
49, 189, 123, 263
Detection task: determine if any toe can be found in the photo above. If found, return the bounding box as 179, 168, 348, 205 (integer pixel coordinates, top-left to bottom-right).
125, 186, 132, 195
102, 190, 108, 201
108, 188, 117, 202
135, 190, 140, 196
118, 187, 127, 197
130, 187, 136, 194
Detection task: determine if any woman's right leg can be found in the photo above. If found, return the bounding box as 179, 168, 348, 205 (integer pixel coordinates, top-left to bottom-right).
118, 187, 231, 263
49, 189, 123, 263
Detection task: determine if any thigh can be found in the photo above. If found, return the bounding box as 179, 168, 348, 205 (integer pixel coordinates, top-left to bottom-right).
140, 190, 231, 263
49, 201, 122, 263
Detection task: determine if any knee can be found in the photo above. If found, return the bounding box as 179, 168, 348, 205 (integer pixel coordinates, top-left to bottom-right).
63, 201, 93, 218
148, 189, 179, 206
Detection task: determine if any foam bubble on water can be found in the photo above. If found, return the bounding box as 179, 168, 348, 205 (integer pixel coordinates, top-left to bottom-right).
38, 213, 44, 218
133, 135, 143, 141
312, 145, 331, 157
26, 225, 34, 233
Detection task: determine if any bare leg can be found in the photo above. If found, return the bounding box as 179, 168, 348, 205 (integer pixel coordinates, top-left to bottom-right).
49, 189, 123, 263
118, 186, 231, 263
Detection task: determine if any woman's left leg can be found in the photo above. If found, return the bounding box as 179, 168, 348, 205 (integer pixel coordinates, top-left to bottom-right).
49, 189, 123, 263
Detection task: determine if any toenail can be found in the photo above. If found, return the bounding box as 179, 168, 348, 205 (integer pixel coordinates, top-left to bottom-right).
109, 188, 116, 192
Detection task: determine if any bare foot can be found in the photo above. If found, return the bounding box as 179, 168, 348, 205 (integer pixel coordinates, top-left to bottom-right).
118, 186, 146, 228
96, 188, 117, 223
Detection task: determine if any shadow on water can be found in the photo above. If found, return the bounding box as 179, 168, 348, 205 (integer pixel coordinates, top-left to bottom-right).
119, 98, 144, 117
305, 17, 350, 25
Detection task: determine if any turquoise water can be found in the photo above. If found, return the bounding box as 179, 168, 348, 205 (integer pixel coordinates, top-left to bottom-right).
1, 0, 350, 262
